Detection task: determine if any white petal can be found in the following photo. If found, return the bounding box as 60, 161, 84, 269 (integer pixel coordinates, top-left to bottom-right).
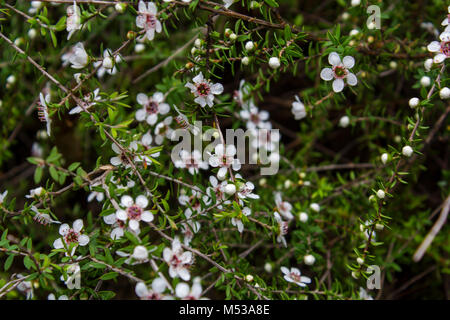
434, 53, 446, 64
129, 219, 140, 231
343, 56, 355, 69
178, 268, 191, 281
116, 209, 127, 221
175, 283, 190, 298
121, 195, 134, 207
152, 278, 167, 293
137, 93, 148, 106
135, 282, 148, 298
135, 109, 147, 121
427, 41, 440, 53
59, 224, 70, 236
53, 238, 64, 249
320, 68, 334, 81
328, 52, 341, 66
73, 219, 83, 232
110, 156, 121, 166
210, 83, 224, 95
78, 234, 89, 246
141, 211, 154, 222
332, 78, 345, 92
346, 72, 358, 86
136, 195, 148, 208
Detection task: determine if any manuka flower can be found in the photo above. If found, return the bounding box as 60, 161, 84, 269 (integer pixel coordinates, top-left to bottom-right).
136, 1, 162, 41
208, 144, 241, 180
185, 72, 224, 107
66, 1, 81, 40
69, 42, 89, 69
320, 52, 357, 92
135, 278, 168, 300
163, 236, 194, 281
53, 219, 89, 254
280, 267, 311, 287
174, 150, 208, 175
427, 31, 450, 64
115, 195, 154, 232
291, 95, 307, 120
135, 92, 170, 125
231, 207, 251, 233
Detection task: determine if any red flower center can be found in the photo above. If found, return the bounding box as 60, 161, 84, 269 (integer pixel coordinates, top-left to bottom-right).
64, 229, 79, 244
290, 272, 301, 282
333, 65, 348, 79
145, 13, 157, 29
196, 83, 211, 96
441, 41, 450, 57
145, 100, 159, 114
127, 205, 142, 220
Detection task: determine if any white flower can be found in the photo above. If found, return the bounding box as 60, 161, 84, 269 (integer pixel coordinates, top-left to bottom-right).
103, 212, 137, 240
16, 274, 33, 299
135, 43, 146, 53
53, 219, 89, 254
424, 58, 433, 71
236, 176, 259, 201
304, 254, 316, 266
31, 206, 60, 225
274, 192, 293, 220
231, 207, 251, 233
274, 212, 288, 247
339, 115, 350, 128
163, 237, 194, 281
110, 141, 138, 168
440, 87, 450, 99
38, 93, 52, 136
181, 209, 201, 246
93, 49, 121, 78
136, 1, 162, 41
402, 145, 413, 157
116, 195, 154, 232
239, 102, 270, 129
310, 203, 320, 212
381, 153, 389, 164
280, 267, 311, 287
135, 92, 170, 125
299, 212, 308, 223
176, 277, 204, 300
320, 52, 357, 92
208, 144, 241, 180
174, 150, 208, 175
26, 187, 44, 198
268, 57, 280, 69
292, 95, 306, 120
250, 128, 280, 152
185, 72, 224, 107
69, 42, 89, 69
0, 190, 7, 205
409, 97, 419, 108
66, 1, 82, 40
427, 32, 450, 64
69, 88, 101, 114
135, 278, 167, 300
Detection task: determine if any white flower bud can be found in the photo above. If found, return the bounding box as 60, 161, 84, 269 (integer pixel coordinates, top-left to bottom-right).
357, 257, 364, 265
194, 38, 202, 48
14, 37, 24, 46
381, 153, 388, 164
339, 115, 350, 128
402, 145, 413, 157
224, 183, 236, 195
351, 0, 360, 6
375, 223, 384, 231
299, 212, 308, 223
264, 262, 272, 273
394, 135, 401, 143
367, 22, 376, 30
310, 203, 320, 212
424, 58, 433, 71
245, 41, 254, 51
229, 33, 237, 41
439, 87, 450, 99
115, 3, 126, 13
389, 61, 398, 69
376, 189, 385, 199
342, 12, 350, 20
241, 56, 250, 65
6, 75, 16, 85
259, 178, 267, 187
351, 271, 360, 279
408, 97, 419, 108
349, 29, 359, 36
367, 35, 375, 43
102, 57, 113, 69
28, 28, 37, 39
191, 47, 197, 55
304, 254, 316, 266
420, 76, 431, 87
245, 274, 254, 282
369, 195, 376, 202
268, 57, 280, 69
284, 179, 292, 189
134, 43, 145, 53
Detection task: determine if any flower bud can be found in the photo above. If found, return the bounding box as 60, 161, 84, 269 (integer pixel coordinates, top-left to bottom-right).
339, 115, 350, 128
269, 57, 280, 69
420, 76, 431, 87
408, 97, 419, 108
245, 274, 254, 282
245, 41, 254, 51
224, 183, 236, 195
115, 3, 126, 13
304, 254, 316, 265
381, 153, 388, 164
439, 87, 450, 99
102, 56, 113, 69
357, 257, 364, 265
264, 262, 273, 273
310, 203, 320, 212
351, 0, 360, 6
424, 58, 433, 71
28, 28, 37, 39
375, 223, 384, 231
402, 145, 413, 157
127, 31, 137, 40
299, 212, 308, 223
241, 56, 250, 65
389, 61, 397, 69
376, 189, 385, 199
134, 43, 145, 53
229, 33, 237, 41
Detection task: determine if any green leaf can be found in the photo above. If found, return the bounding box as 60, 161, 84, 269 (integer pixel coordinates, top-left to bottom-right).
5, 254, 14, 271
100, 272, 119, 280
